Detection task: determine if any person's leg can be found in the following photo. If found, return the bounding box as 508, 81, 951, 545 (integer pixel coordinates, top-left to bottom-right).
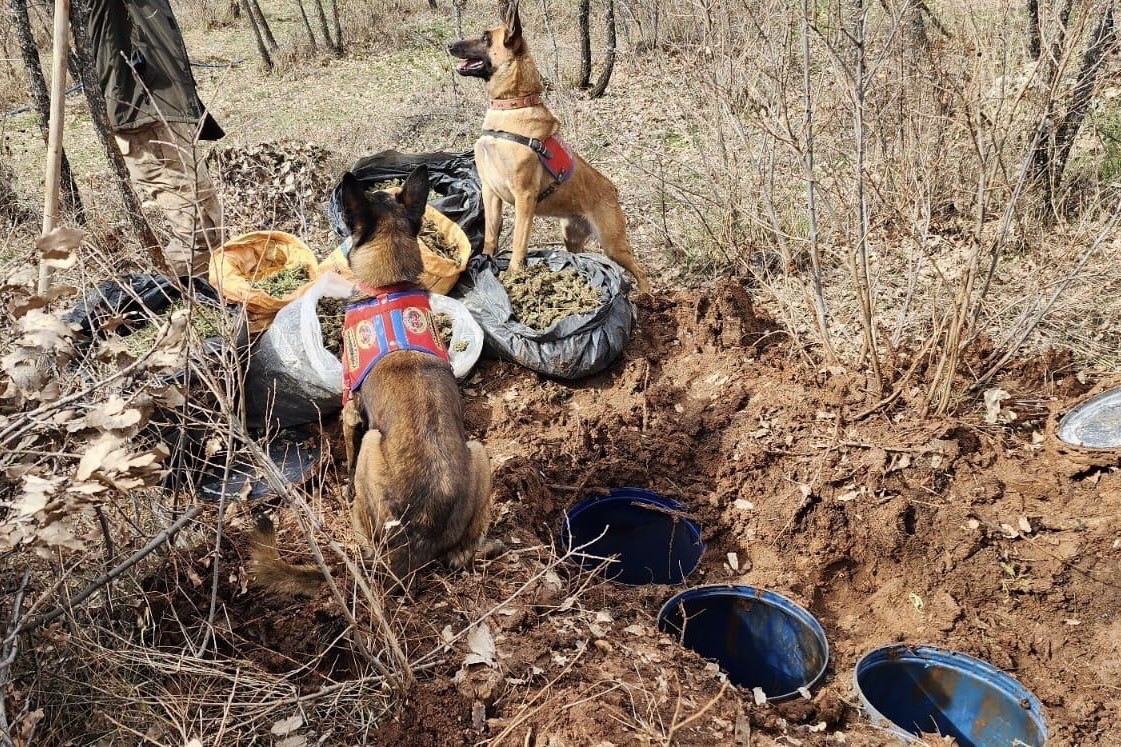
115, 121, 224, 277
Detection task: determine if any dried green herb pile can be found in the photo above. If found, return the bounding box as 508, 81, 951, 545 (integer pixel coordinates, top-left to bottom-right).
420, 218, 460, 261
124, 302, 225, 357
500, 264, 602, 330
318, 296, 347, 356
433, 313, 469, 354
251, 264, 309, 297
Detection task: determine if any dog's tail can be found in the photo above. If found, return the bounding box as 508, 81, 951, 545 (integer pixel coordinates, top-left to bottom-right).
248, 513, 326, 597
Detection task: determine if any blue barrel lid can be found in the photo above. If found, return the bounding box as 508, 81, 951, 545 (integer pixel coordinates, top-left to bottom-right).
853, 644, 1047, 746
658, 584, 829, 701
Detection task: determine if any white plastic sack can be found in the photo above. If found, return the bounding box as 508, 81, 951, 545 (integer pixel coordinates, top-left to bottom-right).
245, 272, 355, 428
430, 293, 484, 379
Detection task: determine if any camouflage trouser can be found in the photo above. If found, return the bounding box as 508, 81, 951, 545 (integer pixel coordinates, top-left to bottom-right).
115, 121, 224, 278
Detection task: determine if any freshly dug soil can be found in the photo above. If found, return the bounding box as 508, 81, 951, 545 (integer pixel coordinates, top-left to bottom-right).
89, 281, 1121, 745
250, 264, 309, 297
419, 217, 460, 262
500, 264, 603, 330
317, 296, 346, 357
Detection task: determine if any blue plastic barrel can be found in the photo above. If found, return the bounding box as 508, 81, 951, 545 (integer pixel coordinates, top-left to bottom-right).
854, 645, 1047, 746
562, 487, 704, 585
657, 585, 829, 701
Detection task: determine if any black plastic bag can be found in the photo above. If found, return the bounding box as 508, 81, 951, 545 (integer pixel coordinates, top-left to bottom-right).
327, 149, 484, 253
453, 250, 636, 380
64, 273, 219, 338
64, 274, 250, 491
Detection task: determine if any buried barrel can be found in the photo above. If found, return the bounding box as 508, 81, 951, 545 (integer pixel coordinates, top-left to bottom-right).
561, 488, 704, 585
853, 645, 1047, 746
1056, 386, 1121, 450
657, 585, 829, 702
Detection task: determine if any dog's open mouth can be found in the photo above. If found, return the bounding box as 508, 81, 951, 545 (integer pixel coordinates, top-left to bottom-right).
456, 58, 487, 74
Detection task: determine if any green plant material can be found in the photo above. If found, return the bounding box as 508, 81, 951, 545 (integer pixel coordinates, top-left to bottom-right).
251, 264, 309, 297
432, 312, 469, 354
318, 296, 347, 357
125, 303, 225, 357
500, 264, 603, 331
420, 217, 460, 261
367, 180, 403, 193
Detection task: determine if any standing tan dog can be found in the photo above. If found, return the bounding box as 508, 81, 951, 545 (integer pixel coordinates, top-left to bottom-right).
448, 4, 650, 292
251, 167, 493, 594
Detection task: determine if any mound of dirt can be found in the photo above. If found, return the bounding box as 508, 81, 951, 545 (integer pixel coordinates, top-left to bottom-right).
115, 279, 1119, 745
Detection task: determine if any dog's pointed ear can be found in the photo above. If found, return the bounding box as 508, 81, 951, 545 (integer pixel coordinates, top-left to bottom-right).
339, 172, 372, 237
397, 166, 429, 230
503, 1, 522, 47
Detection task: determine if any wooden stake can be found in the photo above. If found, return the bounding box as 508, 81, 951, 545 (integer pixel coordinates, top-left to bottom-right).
38, 0, 71, 294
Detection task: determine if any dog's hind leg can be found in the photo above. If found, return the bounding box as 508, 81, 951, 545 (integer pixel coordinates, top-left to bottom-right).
444, 440, 494, 570
350, 430, 391, 548
591, 202, 650, 292
482, 182, 504, 257
561, 216, 592, 254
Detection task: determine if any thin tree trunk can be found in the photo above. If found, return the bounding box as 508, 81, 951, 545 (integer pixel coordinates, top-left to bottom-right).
330, 0, 344, 53
312, 0, 338, 54
1047, 5, 1118, 204
295, 0, 318, 51
578, 0, 592, 88
850, 0, 883, 393
801, 0, 834, 359
242, 0, 275, 70
11, 0, 85, 224
588, 0, 617, 98
69, 0, 166, 273
249, 0, 279, 49
1026, 0, 1041, 59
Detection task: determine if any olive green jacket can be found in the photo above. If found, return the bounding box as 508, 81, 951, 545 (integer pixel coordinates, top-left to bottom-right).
88, 0, 224, 139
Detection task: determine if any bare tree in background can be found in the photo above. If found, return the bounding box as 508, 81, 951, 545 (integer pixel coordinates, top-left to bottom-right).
10, 0, 86, 225
1032, 3, 1118, 211
587, 0, 617, 98
312, 0, 341, 55
331, 0, 344, 51
296, 0, 318, 51
1027, 0, 1043, 58
250, 0, 279, 49
242, 0, 275, 69
578, 0, 592, 88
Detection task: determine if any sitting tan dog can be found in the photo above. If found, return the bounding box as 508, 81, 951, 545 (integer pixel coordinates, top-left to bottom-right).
252, 167, 493, 593
448, 3, 650, 292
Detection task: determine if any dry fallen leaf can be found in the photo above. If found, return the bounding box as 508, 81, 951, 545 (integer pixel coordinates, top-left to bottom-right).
465, 622, 497, 668
270, 713, 304, 736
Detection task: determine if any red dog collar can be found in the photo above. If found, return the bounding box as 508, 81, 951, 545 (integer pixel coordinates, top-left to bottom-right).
489, 93, 544, 110
340, 287, 450, 405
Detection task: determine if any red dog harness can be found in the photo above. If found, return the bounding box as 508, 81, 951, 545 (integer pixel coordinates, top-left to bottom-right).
340, 284, 450, 406
478, 129, 575, 202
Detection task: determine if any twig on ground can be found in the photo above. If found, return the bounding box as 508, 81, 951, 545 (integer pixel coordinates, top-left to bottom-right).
666, 677, 730, 744
8, 506, 202, 641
